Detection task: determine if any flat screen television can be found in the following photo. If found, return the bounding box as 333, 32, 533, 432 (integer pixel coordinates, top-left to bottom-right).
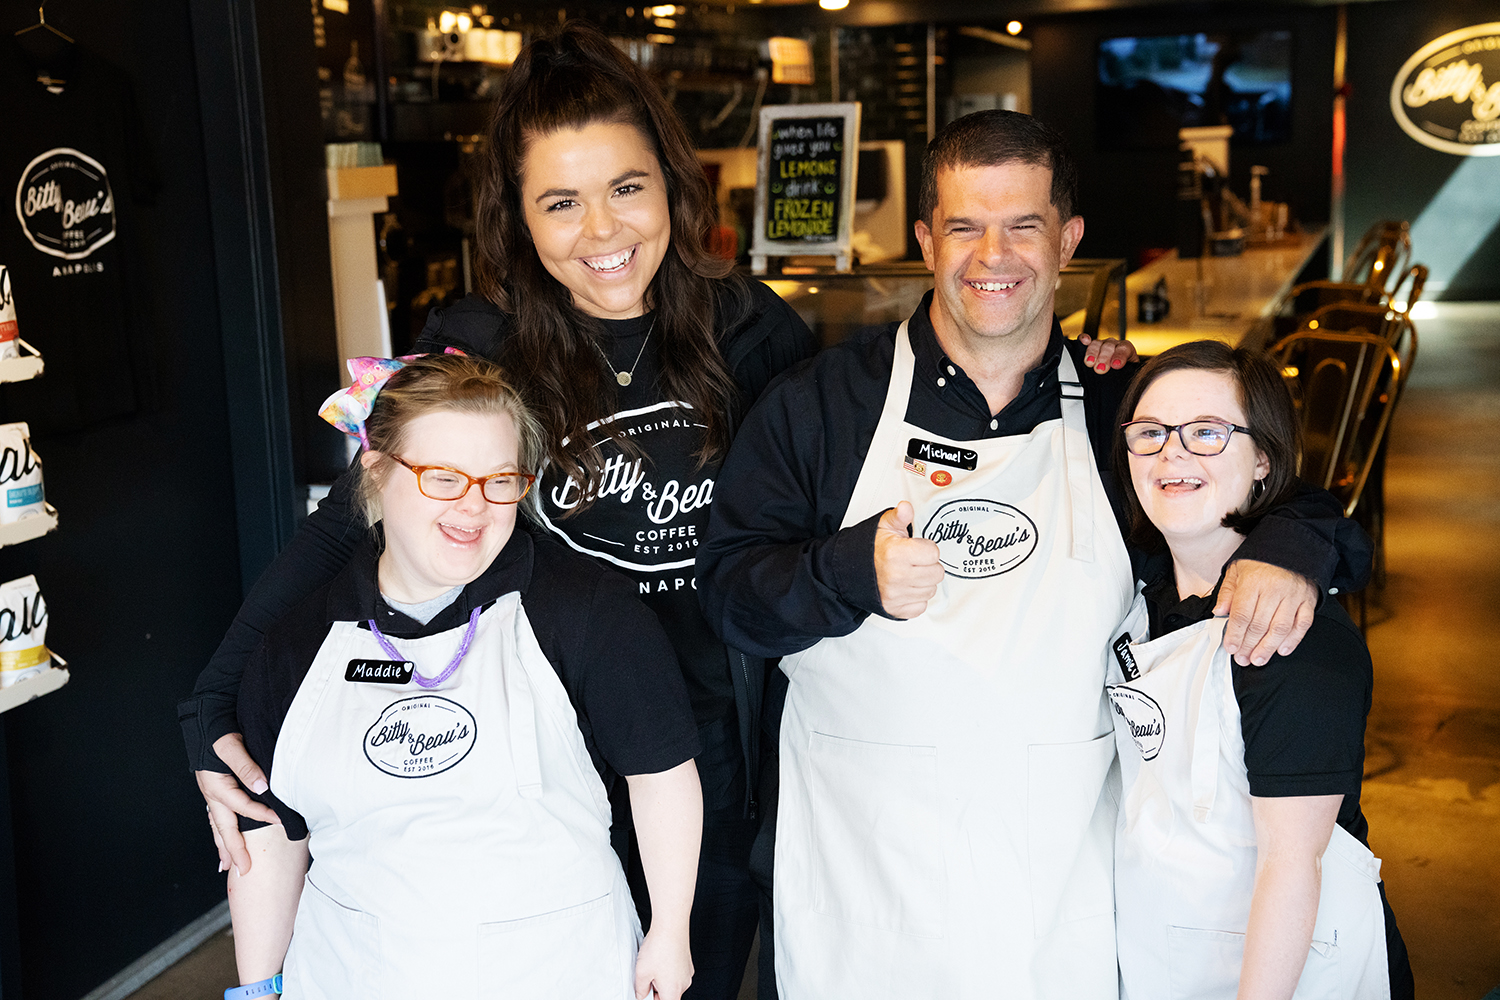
1096, 30, 1292, 150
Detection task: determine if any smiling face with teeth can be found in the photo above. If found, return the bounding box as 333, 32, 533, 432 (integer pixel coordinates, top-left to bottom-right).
915, 160, 1085, 375
519, 121, 672, 320
363, 410, 522, 604
1128, 369, 1270, 580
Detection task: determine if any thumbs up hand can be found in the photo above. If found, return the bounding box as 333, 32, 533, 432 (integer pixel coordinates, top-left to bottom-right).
873, 501, 945, 619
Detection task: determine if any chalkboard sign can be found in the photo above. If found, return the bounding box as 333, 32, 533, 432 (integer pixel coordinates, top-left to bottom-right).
750, 102, 862, 273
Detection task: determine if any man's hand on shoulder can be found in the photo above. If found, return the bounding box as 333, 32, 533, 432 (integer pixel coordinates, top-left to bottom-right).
1216, 559, 1318, 666
874, 501, 945, 619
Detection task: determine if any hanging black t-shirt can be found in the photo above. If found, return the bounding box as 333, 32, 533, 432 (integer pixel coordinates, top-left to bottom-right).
0, 38, 158, 435
534, 312, 731, 726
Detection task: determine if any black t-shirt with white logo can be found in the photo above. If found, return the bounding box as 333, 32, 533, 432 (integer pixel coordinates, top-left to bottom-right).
535, 313, 730, 725
0, 39, 158, 435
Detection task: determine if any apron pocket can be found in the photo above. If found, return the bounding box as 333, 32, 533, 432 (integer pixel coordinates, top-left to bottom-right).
1027, 733, 1116, 934
1166, 925, 1243, 1000
807, 731, 942, 939
478, 892, 627, 999
286, 871, 383, 1000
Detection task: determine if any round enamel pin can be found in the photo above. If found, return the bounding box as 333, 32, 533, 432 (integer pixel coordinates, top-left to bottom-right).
930, 470, 953, 487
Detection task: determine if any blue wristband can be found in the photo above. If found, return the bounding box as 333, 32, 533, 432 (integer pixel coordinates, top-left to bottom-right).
224, 974, 282, 999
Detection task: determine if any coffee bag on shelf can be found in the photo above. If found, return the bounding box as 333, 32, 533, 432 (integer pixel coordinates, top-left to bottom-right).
0, 265, 18, 361
0, 423, 45, 524
0, 575, 49, 688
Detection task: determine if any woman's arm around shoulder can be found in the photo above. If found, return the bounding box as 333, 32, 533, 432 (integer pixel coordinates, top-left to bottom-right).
181, 472, 369, 875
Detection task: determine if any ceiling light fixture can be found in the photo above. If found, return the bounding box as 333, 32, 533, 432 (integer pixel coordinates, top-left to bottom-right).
820, 0, 850, 9
1006, 20, 1022, 35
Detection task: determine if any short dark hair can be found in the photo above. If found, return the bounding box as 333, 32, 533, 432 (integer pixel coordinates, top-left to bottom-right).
1112, 340, 1303, 552
917, 110, 1079, 225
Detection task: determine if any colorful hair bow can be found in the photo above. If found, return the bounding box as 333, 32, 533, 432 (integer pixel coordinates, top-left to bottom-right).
318, 349, 466, 450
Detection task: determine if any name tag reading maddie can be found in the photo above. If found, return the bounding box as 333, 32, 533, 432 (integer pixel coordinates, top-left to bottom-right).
907, 437, 978, 471
345, 659, 415, 684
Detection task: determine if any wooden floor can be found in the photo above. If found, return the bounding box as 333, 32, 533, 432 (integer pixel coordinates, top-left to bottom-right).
127, 302, 1500, 1000
1359, 301, 1500, 1000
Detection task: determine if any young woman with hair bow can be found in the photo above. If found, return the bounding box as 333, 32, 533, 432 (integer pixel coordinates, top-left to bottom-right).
222, 353, 702, 1000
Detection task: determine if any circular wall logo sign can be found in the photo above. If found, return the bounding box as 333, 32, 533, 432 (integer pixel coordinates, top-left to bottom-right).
1108, 685, 1166, 761
14, 148, 118, 260
364, 695, 477, 778
922, 498, 1037, 579
1390, 22, 1500, 156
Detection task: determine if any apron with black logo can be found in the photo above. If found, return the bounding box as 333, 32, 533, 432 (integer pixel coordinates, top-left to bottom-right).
270, 591, 641, 999
775, 323, 1133, 1000
1108, 596, 1390, 1000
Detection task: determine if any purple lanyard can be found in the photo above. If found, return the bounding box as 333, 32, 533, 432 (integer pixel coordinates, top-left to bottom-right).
367, 605, 482, 689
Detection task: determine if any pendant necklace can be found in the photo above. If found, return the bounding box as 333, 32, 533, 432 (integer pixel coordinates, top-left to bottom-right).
592, 314, 656, 387
367, 606, 481, 689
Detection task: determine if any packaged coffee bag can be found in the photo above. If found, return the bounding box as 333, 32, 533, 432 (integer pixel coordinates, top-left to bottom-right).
0, 424, 44, 524
0, 575, 49, 688
0, 266, 17, 361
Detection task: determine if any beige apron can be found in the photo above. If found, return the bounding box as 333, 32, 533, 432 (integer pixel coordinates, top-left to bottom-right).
775, 324, 1133, 1000
271, 591, 641, 999
1108, 596, 1390, 1000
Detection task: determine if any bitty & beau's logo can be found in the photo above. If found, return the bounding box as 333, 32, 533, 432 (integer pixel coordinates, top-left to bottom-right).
1391, 22, 1500, 156
922, 498, 1037, 579
1108, 685, 1166, 761
15, 148, 118, 260
364, 695, 477, 778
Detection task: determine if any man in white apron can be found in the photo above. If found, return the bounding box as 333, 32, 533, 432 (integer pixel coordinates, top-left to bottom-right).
698, 111, 1371, 1000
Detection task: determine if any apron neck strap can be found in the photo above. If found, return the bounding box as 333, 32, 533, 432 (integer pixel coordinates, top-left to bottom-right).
890, 324, 1097, 562
1056, 348, 1096, 563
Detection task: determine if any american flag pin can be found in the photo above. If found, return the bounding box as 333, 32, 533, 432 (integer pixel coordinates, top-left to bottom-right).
903, 456, 926, 477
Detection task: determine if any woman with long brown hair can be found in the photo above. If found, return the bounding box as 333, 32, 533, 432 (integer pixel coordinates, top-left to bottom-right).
182, 21, 817, 1000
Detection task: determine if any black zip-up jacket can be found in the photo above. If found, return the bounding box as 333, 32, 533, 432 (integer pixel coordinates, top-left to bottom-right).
178, 278, 817, 820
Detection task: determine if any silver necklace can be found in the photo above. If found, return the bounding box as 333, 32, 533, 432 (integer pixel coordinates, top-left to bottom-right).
592, 314, 656, 387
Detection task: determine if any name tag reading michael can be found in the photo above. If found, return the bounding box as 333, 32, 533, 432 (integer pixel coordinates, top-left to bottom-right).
907, 437, 978, 471
346, 659, 415, 684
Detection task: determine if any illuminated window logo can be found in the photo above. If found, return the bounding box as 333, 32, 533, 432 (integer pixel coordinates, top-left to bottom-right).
1391, 22, 1500, 157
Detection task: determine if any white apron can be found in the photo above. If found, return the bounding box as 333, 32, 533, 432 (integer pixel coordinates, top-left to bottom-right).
270, 591, 641, 1000
1107, 594, 1390, 1000
775, 324, 1134, 1000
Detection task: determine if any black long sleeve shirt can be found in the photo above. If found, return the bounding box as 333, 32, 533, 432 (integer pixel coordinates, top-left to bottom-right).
696, 293, 1374, 659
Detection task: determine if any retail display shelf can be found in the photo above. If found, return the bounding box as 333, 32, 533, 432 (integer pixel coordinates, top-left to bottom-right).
0, 339, 45, 384
0, 505, 58, 549
0, 658, 69, 715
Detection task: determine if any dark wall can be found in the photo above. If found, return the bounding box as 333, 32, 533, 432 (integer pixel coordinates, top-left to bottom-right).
1030, 3, 1336, 268
0, 1, 249, 996
1345, 0, 1500, 301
